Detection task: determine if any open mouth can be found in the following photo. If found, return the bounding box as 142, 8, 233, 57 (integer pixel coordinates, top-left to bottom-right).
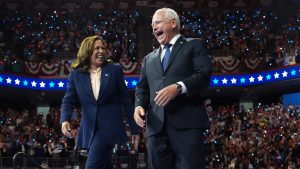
155, 31, 163, 37
96, 55, 104, 61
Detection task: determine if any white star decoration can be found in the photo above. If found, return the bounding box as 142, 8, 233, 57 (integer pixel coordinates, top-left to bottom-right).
31, 81, 37, 87
249, 76, 255, 82
40, 82, 46, 88
282, 71, 288, 77
15, 78, 20, 85
58, 81, 64, 87
222, 78, 228, 84
6, 78, 12, 84
231, 78, 237, 84
257, 75, 263, 81
124, 80, 128, 86
274, 72, 279, 78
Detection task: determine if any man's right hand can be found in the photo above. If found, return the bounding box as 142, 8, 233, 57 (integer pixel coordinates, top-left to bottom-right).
134, 106, 145, 127
61, 121, 72, 138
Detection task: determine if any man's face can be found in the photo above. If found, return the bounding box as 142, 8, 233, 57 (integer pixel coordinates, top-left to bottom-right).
152, 11, 177, 45
90, 39, 107, 68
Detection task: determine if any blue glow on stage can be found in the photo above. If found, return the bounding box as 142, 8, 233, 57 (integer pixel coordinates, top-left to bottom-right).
210, 65, 300, 87
0, 74, 141, 90
0, 65, 299, 91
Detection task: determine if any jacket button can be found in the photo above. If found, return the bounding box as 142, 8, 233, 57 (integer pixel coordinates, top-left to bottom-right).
162, 76, 166, 80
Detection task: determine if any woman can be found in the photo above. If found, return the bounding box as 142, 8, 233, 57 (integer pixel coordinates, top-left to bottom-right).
60, 35, 139, 169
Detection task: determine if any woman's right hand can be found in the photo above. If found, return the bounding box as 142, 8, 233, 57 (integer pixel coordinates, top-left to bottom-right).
61, 121, 72, 138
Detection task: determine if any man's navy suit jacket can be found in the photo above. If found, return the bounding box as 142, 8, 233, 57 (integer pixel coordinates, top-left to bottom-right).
135, 36, 212, 136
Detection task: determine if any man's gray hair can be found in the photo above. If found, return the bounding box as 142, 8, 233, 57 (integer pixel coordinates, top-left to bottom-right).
156, 8, 180, 30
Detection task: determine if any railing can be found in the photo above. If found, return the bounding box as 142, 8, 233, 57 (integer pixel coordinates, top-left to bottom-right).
4, 152, 148, 169
12, 152, 70, 169
13, 152, 46, 169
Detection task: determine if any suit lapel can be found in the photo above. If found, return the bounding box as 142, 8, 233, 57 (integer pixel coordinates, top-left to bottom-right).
164, 36, 185, 72
153, 48, 164, 74
98, 65, 111, 101
78, 72, 94, 100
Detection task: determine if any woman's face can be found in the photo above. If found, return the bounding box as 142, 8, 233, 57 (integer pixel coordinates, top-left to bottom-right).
90, 39, 107, 68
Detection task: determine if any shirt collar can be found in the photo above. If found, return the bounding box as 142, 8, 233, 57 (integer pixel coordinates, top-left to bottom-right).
89, 67, 101, 73
160, 34, 181, 49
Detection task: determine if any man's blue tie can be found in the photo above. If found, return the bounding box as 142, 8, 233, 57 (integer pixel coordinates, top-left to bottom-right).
162, 43, 172, 71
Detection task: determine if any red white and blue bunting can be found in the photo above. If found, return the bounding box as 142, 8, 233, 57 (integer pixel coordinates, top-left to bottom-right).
24, 61, 141, 76
120, 61, 139, 75
244, 57, 264, 71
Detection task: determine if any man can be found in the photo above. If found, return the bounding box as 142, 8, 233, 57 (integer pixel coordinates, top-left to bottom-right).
134, 8, 212, 169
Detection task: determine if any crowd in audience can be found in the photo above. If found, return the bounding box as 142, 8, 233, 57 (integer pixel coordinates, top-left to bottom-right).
179, 7, 299, 70
205, 103, 299, 169
1, 6, 299, 75
0, 8, 138, 64
273, 12, 300, 67
0, 101, 299, 168
180, 9, 278, 56
0, 107, 70, 158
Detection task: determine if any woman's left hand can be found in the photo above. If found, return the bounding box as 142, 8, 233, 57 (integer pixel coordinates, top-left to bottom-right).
131, 134, 140, 151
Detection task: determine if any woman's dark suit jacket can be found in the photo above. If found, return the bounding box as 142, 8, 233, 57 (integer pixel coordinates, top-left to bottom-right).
60, 63, 139, 149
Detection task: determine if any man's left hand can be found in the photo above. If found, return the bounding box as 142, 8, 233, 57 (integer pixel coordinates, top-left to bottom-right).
154, 84, 179, 106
